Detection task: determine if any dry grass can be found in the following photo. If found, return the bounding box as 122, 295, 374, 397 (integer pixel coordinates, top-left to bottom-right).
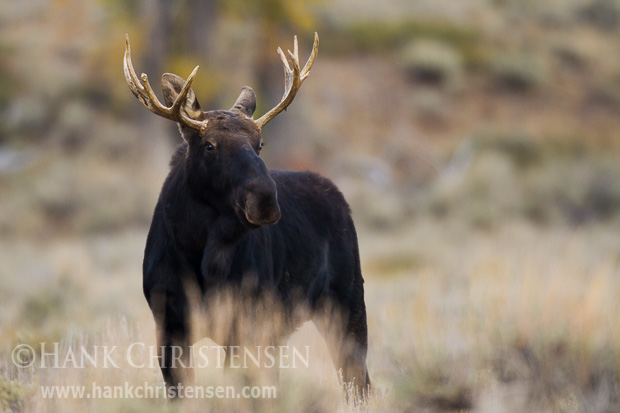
1, 221, 619, 412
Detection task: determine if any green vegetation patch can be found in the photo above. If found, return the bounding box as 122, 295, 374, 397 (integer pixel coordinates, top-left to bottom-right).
0, 378, 33, 413
324, 18, 483, 64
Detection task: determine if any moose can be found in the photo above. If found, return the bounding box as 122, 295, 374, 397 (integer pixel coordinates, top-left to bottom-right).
124, 33, 370, 398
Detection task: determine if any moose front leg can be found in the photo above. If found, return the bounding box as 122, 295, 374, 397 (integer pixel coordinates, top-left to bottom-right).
151, 290, 194, 397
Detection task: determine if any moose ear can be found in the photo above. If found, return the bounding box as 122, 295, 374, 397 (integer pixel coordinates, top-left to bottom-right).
161, 73, 202, 120
230, 86, 256, 118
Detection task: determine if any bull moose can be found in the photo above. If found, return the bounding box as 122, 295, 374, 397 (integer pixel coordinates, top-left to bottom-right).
123, 33, 370, 398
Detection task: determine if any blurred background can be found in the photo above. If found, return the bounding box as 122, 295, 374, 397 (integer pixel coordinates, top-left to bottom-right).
2, 0, 620, 411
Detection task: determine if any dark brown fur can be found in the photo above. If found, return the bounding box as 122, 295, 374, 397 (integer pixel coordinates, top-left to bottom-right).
142, 79, 371, 398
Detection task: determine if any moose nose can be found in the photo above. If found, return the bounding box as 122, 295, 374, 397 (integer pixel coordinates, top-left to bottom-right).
243, 179, 280, 226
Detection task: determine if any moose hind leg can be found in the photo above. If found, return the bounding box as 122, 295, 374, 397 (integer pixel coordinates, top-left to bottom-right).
313, 286, 371, 400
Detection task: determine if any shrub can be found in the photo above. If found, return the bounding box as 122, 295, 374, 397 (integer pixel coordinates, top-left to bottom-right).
577, 0, 620, 31
399, 40, 464, 88
491, 53, 547, 92
426, 134, 620, 227
0, 378, 33, 413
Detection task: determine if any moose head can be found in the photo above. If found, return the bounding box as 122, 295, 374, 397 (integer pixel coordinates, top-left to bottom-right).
123, 34, 318, 228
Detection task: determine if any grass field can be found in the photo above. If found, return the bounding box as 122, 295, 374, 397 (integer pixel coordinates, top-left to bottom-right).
2, 219, 619, 412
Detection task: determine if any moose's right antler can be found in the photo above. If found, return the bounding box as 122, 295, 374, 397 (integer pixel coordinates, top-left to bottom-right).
123, 34, 208, 132
254, 33, 319, 131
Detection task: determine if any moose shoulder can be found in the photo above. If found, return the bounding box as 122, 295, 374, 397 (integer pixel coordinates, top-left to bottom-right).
125, 33, 370, 399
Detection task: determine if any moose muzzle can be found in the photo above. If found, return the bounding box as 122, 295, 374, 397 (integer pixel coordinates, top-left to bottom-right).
239, 178, 281, 227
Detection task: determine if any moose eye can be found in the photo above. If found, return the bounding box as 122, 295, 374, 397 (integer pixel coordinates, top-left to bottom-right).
205, 142, 215, 151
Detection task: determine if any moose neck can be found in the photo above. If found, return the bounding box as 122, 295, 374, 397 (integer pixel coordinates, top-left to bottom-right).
181, 160, 250, 241
165, 161, 250, 287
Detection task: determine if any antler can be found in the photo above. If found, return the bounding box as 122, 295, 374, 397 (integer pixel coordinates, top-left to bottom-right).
123, 34, 208, 132
254, 33, 319, 130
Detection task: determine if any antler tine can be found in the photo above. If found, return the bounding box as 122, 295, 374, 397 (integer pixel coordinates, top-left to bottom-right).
301, 32, 319, 80
254, 33, 319, 131
276, 47, 292, 98
124, 35, 207, 131
286, 49, 302, 93
124, 35, 148, 105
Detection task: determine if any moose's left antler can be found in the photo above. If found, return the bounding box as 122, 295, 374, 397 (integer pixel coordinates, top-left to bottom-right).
254, 33, 319, 131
